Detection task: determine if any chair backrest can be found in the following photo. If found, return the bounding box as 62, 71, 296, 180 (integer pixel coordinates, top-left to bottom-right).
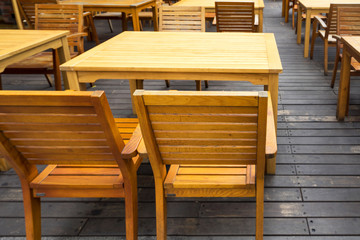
159, 6, 205, 32
134, 90, 267, 178
0, 91, 132, 182
215, 1, 255, 32
337, 5, 360, 36
16, 0, 57, 28
35, 4, 85, 53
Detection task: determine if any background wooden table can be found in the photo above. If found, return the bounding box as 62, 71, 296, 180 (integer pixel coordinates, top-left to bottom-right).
0, 29, 71, 171
174, 0, 264, 32
337, 36, 360, 121
58, 0, 158, 31
297, 0, 360, 58
60, 31, 282, 173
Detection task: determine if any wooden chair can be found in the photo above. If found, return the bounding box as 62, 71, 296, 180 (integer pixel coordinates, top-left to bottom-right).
159, 6, 208, 90
16, 0, 99, 44
310, 4, 344, 75
0, 90, 142, 240
0, 4, 87, 90
215, 2, 256, 32
331, 5, 360, 88
134, 90, 277, 240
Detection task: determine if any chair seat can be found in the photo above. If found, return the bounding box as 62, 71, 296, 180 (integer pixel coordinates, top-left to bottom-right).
30, 165, 125, 198
6, 52, 78, 70
318, 30, 337, 43
164, 164, 256, 197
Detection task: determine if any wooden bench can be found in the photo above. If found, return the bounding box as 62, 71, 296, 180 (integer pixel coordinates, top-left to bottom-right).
134, 90, 277, 240
0, 90, 142, 240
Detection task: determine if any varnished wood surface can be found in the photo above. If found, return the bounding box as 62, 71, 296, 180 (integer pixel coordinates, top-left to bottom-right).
2, 0, 360, 238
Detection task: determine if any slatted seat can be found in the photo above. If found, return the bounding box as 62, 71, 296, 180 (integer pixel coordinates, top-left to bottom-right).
0, 91, 142, 240
215, 2, 256, 32
0, 4, 87, 90
159, 6, 208, 90
331, 5, 360, 88
134, 90, 277, 240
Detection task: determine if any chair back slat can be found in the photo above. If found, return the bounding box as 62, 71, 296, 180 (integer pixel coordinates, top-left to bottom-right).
135, 91, 267, 166
159, 6, 205, 32
0, 91, 126, 169
215, 1, 255, 32
17, 0, 57, 28
337, 5, 360, 36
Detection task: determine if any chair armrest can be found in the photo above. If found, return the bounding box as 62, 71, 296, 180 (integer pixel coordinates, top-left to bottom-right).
314, 15, 327, 29
333, 34, 342, 41
137, 139, 148, 159
67, 32, 88, 40
266, 94, 277, 159
121, 124, 142, 160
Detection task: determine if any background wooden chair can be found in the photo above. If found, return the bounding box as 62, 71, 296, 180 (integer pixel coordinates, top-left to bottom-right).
0, 4, 87, 90
0, 90, 142, 240
134, 90, 277, 240
331, 5, 360, 88
215, 2, 256, 32
159, 6, 208, 90
310, 4, 341, 75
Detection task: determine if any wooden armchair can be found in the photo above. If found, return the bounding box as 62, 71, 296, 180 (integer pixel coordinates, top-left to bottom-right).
134, 90, 277, 240
0, 4, 87, 91
331, 5, 360, 88
0, 90, 142, 240
215, 2, 257, 32
159, 6, 208, 90
310, 4, 344, 75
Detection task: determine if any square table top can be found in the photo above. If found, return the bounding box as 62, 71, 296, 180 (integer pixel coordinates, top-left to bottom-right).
299, 0, 360, 10
174, 0, 264, 9
60, 31, 282, 74
0, 30, 69, 62
58, 0, 155, 7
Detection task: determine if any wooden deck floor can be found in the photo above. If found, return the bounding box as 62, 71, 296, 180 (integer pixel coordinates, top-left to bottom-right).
1, 0, 360, 239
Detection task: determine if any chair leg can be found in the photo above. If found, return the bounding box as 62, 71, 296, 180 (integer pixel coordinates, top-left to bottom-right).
88, 15, 100, 45
255, 178, 264, 240
21, 181, 41, 240
124, 178, 138, 240
0, 74, 2, 90
52, 49, 62, 91
155, 179, 167, 240
107, 19, 114, 33
292, 8, 296, 29
195, 80, 201, 91
44, 74, 53, 87
310, 21, 317, 60
331, 45, 340, 88
324, 40, 328, 75
165, 80, 170, 88
205, 80, 209, 88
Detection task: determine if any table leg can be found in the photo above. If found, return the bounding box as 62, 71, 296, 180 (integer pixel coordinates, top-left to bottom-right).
152, 5, 159, 31
129, 79, 144, 114
285, 0, 289, 23
336, 47, 351, 121
122, 12, 128, 31
131, 11, 141, 31
58, 36, 71, 89
303, 10, 311, 58
258, 10, 263, 32
297, 4, 302, 44
11, 0, 23, 29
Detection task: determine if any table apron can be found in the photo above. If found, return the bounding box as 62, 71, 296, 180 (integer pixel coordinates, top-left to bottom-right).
0, 38, 64, 73
83, 2, 155, 13
75, 71, 273, 85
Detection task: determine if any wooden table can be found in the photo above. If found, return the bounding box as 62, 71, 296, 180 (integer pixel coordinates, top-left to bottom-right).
174, 0, 264, 32
336, 36, 360, 121
297, 0, 360, 58
58, 0, 158, 31
60, 31, 282, 173
0, 29, 71, 171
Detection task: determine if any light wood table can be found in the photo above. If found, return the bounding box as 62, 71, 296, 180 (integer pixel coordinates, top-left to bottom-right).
60, 31, 282, 173
58, 0, 158, 31
336, 36, 360, 121
297, 0, 360, 58
174, 0, 264, 32
0, 29, 71, 171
